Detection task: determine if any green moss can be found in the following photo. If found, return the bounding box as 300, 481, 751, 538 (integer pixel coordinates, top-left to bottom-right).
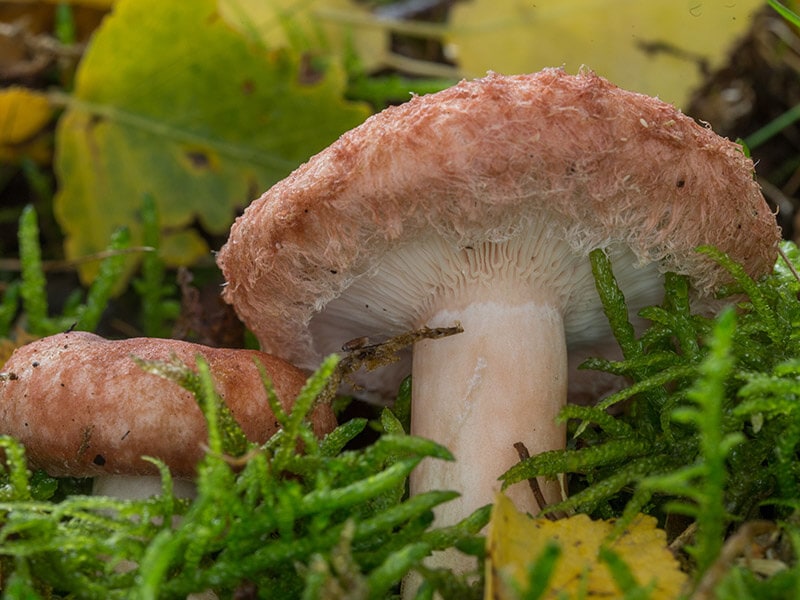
5, 225, 800, 596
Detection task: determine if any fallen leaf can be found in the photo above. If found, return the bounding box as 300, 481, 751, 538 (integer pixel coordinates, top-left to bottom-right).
0, 87, 53, 164
54, 0, 371, 282
219, 0, 387, 73
447, 0, 764, 108
0, 329, 40, 370
486, 493, 687, 599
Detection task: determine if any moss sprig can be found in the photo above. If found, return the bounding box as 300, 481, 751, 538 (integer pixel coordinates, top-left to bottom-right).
5, 239, 800, 596
13, 205, 131, 337
131, 194, 179, 338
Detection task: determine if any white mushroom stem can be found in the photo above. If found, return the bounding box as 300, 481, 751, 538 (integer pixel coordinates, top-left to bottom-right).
411, 297, 567, 526
92, 475, 216, 600
92, 475, 197, 500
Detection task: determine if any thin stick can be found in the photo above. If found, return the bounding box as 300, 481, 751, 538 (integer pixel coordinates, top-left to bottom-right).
0, 246, 154, 273
778, 244, 800, 284
513, 441, 556, 521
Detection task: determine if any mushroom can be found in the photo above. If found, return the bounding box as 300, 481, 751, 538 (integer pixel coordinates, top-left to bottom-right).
0, 331, 336, 498
216, 70, 779, 565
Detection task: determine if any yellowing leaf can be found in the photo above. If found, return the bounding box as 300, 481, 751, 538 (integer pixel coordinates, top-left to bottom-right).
447, 0, 764, 107
0, 88, 51, 145
486, 493, 687, 600
219, 0, 387, 73
160, 229, 210, 268
0, 87, 53, 164
0, 330, 39, 370
54, 0, 371, 282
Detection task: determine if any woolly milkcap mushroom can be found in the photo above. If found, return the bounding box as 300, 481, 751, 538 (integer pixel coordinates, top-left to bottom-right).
0, 332, 336, 497
217, 69, 779, 533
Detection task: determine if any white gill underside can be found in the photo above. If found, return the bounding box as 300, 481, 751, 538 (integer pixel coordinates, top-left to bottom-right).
308, 219, 663, 365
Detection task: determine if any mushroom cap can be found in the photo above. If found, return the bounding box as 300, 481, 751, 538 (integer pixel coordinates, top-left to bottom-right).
217, 69, 779, 399
0, 332, 336, 478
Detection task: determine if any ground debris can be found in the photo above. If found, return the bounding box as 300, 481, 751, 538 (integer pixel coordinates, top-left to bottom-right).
321, 324, 463, 404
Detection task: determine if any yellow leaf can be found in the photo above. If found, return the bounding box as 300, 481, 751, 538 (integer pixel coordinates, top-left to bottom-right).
486, 493, 687, 600
447, 0, 764, 108
0, 88, 50, 145
218, 0, 387, 73
0, 87, 53, 164
0, 330, 40, 370
160, 229, 211, 268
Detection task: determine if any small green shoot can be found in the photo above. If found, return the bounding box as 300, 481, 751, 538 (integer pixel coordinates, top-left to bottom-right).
15, 205, 131, 336
131, 194, 179, 338
2, 199, 181, 342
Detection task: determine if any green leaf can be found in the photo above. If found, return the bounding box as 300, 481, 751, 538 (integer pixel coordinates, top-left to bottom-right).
54, 0, 371, 282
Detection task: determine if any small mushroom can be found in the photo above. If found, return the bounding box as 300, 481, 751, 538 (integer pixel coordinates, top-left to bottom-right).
0, 331, 336, 498
217, 70, 779, 566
